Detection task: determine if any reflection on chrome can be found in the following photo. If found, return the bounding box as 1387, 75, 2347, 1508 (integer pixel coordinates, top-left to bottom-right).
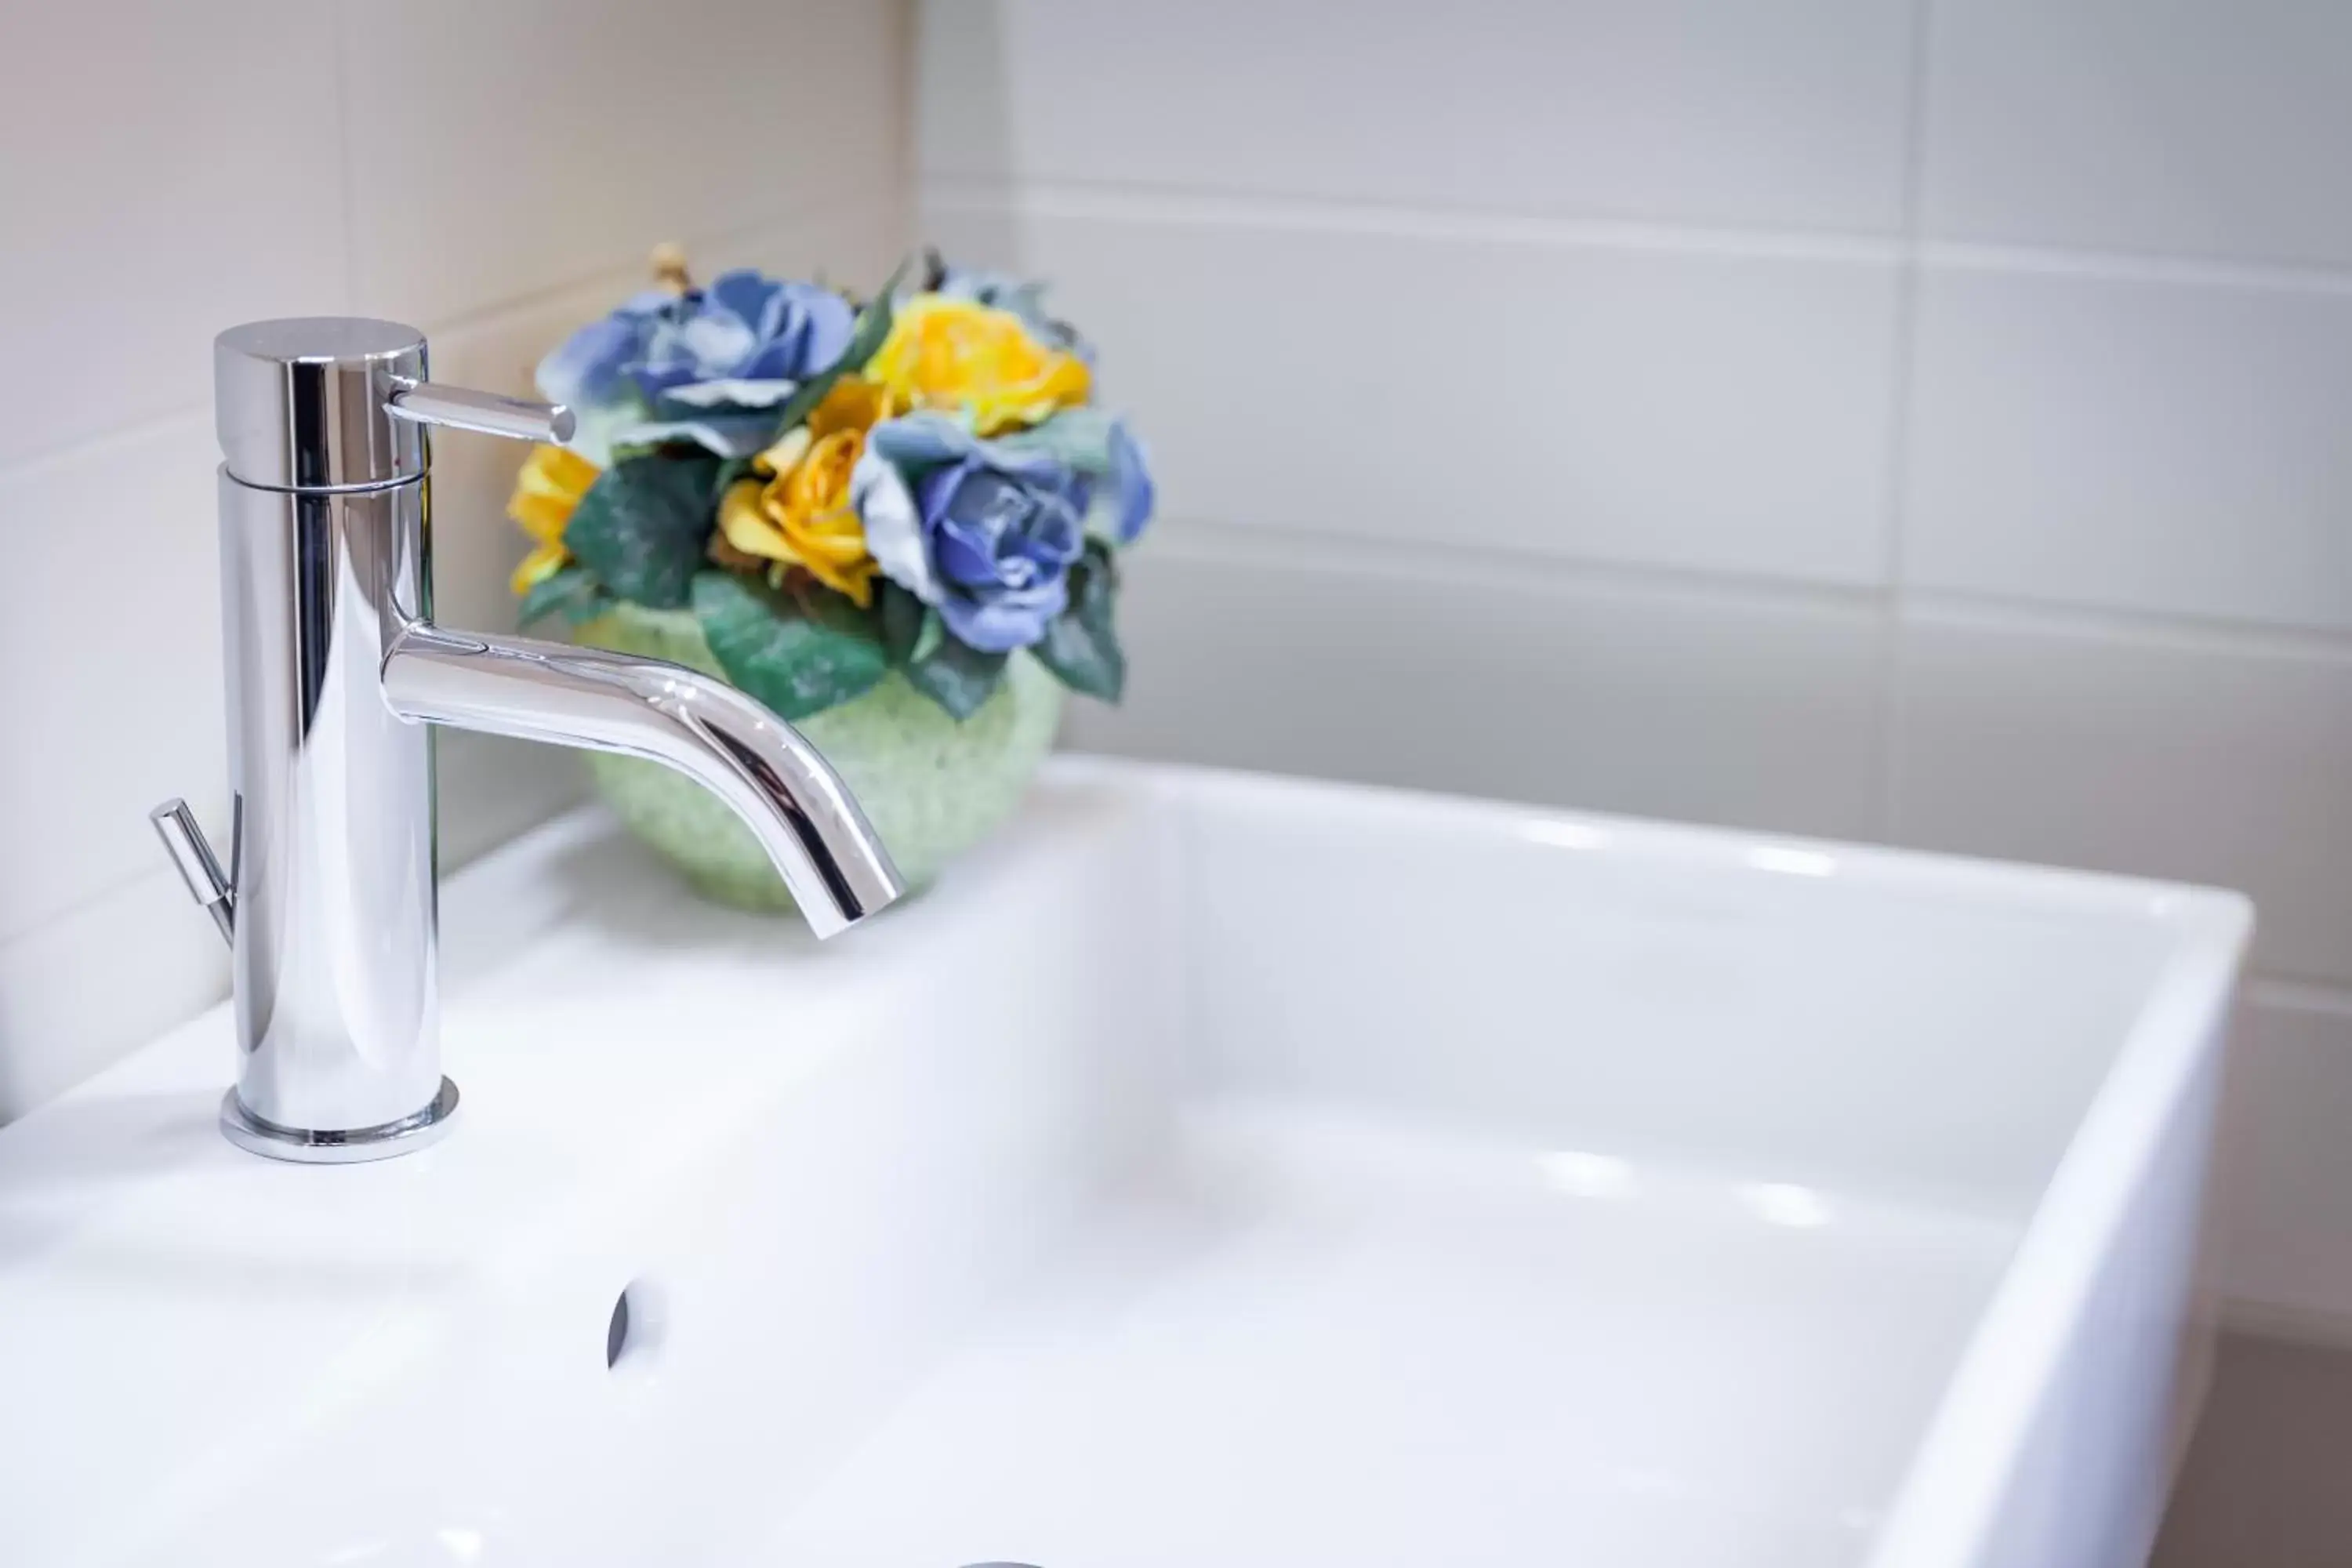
1744, 844, 1839, 878
1737, 1181, 1833, 1229
1539, 1149, 1636, 1199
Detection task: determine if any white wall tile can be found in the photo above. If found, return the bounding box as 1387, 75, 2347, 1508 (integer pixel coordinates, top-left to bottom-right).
1892, 608, 2352, 988
1904, 265, 2352, 631
1071, 528, 1886, 840
434, 731, 584, 875
920, 0, 1915, 233
929, 201, 1901, 588
342, 0, 907, 327
0, 867, 227, 1124
0, 416, 227, 946
2213, 993, 2352, 1327
694, 203, 913, 307
1924, 0, 2352, 267
0, 1, 347, 466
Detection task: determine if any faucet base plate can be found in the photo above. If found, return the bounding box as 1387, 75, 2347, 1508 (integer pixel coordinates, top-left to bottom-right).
220, 1077, 461, 1164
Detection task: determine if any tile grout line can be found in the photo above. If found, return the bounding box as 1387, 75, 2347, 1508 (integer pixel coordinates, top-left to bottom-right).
0, 206, 887, 485
328, 0, 361, 314
1149, 514, 1882, 616
2248, 975, 2352, 1020
889, 0, 923, 258
1149, 514, 2352, 663
0, 405, 218, 485
417, 187, 895, 343
1897, 587, 2352, 664
924, 177, 2352, 300
0, 861, 201, 960
1871, 0, 1941, 844
923, 176, 1906, 266
2214, 1297, 2352, 1354
1919, 237, 2352, 300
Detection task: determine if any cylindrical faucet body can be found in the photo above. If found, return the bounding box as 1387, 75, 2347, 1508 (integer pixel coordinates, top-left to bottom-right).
211, 318, 456, 1159
216, 474, 446, 1149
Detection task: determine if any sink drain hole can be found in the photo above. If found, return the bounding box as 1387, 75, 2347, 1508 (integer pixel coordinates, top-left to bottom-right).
604, 1290, 632, 1369
604, 1279, 669, 1373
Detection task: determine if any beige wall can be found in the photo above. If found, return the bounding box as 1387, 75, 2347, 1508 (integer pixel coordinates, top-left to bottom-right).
917, 0, 2352, 1334
0, 0, 911, 1119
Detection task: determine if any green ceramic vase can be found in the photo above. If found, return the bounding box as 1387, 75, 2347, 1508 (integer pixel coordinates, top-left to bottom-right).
574, 601, 1064, 912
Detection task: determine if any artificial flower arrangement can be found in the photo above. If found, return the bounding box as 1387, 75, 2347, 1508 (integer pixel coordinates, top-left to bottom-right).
505, 247, 1153, 908
510, 247, 1151, 722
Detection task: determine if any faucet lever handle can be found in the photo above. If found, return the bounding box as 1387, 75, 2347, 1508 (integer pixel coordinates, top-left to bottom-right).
386, 382, 575, 445
149, 798, 234, 947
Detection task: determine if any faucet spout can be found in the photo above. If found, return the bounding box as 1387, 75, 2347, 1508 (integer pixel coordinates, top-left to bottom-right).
383, 623, 903, 936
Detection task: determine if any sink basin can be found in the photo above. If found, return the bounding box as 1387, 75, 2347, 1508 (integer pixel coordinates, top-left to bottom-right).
0, 758, 2248, 1568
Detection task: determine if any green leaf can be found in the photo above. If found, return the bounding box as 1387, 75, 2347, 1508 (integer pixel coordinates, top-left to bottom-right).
713, 452, 763, 497
912, 610, 946, 665
877, 579, 928, 665
793, 572, 885, 644
564, 594, 615, 628
516, 564, 604, 628
846, 258, 911, 368
877, 581, 949, 670
691, 570, 889, 720
762, 260, 909, 438
564, 453, 721, 608
905, 633, 1008, 721
1033, 541, 1125, 701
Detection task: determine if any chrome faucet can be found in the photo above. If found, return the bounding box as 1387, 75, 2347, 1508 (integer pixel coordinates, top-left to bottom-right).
149, 318, 904, 1164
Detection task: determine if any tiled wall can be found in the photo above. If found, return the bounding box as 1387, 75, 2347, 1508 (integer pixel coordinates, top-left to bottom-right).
917, 0, 2352, 1330
0, 0, 910, 1121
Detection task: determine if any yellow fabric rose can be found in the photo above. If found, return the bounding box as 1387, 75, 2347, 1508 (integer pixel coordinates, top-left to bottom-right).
866, 295, 1091, 434
717, 377, 884, 606
506, 443, 601, 594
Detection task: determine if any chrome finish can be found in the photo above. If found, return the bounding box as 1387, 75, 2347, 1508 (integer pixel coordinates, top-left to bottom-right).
214, 318, 429, 489
215, 474, 441, 1144
387, 382, 576, 445
220, 1076, 460, 1163
148, 798, 234, 946
178, 317, 906, 1164
383, 626, 898, 938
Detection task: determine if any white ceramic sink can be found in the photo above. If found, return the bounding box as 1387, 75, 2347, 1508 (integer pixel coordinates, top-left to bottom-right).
0, 759, 2248, 1568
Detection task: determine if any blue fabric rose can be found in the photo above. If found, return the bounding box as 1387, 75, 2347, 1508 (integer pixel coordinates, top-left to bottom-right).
536, 270, 855, 458
997, 408, 1154, 544
851, 414, 1088, 652
1094, 416, 1153, 543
